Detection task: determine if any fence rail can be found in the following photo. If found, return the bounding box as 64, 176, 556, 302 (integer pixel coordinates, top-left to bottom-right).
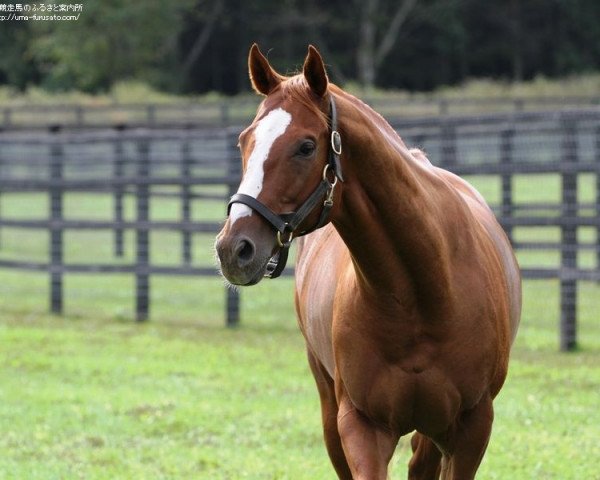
0, 107, 599, 350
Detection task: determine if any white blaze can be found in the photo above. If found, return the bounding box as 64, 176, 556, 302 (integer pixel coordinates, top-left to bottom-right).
229, 108, 292, 225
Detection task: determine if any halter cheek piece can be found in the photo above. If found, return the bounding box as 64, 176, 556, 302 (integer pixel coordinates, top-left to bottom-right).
227, 95, 344, 279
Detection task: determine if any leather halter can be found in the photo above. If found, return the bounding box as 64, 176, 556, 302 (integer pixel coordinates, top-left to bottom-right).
227, 95, 344, 279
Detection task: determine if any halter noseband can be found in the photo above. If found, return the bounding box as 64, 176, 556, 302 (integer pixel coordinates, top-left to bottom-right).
227, 95, 343, 279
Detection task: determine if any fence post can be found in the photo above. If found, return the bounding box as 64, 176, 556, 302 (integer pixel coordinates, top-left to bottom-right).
514, 98, 525, 112
49, 125, 64, 315
3, 107, 11, 128
147, 105, 156, 126
136, 136, 151, 321
500, 128, 515, 243
560, 117, 578, 351
439, 99, 449, 116
220, 103, 230, 127
113, 125, 126, 257
75, 106, 84, 126
595, 125, 600, 276
440, 121, 457, 168
225, 128, 241, 327
181, 131, 192, 264
0, 141, 3, 249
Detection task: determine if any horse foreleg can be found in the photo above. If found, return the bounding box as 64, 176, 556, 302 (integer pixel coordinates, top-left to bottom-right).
438, 396, 494, 480
408, 432, 442, 480
336, 392, 399, 480
307, 351, 353, 480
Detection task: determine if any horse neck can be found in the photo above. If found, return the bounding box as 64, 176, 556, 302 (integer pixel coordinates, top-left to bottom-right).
331, 91, 464, 307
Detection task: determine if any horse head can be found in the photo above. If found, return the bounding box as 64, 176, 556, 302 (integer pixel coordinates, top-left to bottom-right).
215, 44, 342, 286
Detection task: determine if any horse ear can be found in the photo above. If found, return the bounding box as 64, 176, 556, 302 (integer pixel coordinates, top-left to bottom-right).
248, 43, 283, 96
303, 45, 329, 97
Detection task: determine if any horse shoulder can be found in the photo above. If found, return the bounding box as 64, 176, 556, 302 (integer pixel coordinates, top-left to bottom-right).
295, 225, 351, 378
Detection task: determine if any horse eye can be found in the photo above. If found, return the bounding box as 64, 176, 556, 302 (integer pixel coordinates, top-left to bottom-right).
297, 141, 316, 157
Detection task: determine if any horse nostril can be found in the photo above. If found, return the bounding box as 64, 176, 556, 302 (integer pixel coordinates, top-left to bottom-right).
235, 237, 255, 266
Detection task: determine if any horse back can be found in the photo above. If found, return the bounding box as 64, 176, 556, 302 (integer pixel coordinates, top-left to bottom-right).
435, 166, 522, 344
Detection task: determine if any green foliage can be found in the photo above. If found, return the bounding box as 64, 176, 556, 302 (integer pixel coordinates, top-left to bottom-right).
1, 0, 600, 94
0, 81, 198, 106
0, 73, 599, 110
108, 81, 190, 104
434, 74, 600, 99
26, 0, 195, 92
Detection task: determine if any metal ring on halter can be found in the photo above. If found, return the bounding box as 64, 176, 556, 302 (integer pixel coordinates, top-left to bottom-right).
331, 131, 342, 155
322, 164, 338, 188
276, 229, 293, 248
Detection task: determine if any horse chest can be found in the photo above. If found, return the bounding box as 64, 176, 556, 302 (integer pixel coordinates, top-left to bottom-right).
332, 305, 464, 436
335, 339, 462, 436
296, 231, 345, 378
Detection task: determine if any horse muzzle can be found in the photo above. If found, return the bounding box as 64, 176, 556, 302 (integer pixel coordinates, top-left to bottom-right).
215, 230, 274, 286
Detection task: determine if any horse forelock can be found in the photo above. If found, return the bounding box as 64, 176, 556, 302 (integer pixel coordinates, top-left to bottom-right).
277, 75, 329, 128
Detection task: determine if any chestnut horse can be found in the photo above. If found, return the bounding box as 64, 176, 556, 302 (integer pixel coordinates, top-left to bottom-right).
216, 44, 521, 480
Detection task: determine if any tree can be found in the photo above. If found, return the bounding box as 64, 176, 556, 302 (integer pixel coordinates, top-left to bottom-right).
0, 21, 37, 89
1, 0, 599, 95
356, 0, 418, 90
181, 0, 224, 80
27, 0, 195, 92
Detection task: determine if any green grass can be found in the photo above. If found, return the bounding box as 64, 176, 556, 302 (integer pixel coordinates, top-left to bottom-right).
0, 279, 598, 479
0, 179, 599, 478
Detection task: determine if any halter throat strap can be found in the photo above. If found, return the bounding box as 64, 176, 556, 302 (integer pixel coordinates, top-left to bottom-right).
227, 94, 343, 279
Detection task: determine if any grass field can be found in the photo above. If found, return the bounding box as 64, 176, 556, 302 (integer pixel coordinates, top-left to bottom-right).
0, 174, 599, 478
0, 280, 599, 479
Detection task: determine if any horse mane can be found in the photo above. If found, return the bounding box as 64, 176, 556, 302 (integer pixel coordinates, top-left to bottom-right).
279, 76, 424, 169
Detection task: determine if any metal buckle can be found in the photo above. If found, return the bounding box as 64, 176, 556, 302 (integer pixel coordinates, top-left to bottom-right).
276, 229, 293, 248
322, 164, 338, 207
324, 189, 335, 208
331, 131, 342, 155
265, 253, 279, 276
322, 164, 338, 186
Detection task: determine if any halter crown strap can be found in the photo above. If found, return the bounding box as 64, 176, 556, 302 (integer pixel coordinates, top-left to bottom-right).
328, 96, 344, 182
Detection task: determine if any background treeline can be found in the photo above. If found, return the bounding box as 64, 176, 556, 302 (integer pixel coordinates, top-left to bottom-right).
1, 0, 599, 96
